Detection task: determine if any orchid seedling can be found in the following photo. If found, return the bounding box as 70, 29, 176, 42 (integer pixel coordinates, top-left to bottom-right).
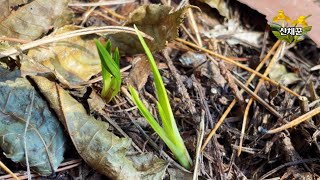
129, 25, 192, 169
95, 39, 121, 103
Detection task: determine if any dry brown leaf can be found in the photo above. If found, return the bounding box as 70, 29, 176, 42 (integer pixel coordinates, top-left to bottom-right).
0, 0, 73, 41
127, 56, 151, 91
108, 4, 189, 55
26, 25, 101, 86
30, 76, 168, 180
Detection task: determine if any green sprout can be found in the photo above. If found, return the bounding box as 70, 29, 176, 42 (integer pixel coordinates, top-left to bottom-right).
95, 39, 121, 103
129, 25, 192, 169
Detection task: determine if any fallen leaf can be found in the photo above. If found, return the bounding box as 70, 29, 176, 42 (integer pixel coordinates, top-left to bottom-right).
27, 25, 101, 86
30, 76, 168, 180
0, 77, 66, 175
108, 4, 189, 55
127, 56, 151, 91
87, 89, 105, 112
269, 63, 301, 86
0, 0, 73, 41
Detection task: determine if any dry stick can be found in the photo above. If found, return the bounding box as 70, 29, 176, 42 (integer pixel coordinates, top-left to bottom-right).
0, 37, 30, 44
93, 10, 122, 25
68, 0, 135, 7
200, 40, 281, 151
219, 62, 245, 107
79, 0, 100, 26
181, 24, 199, 46
308, 81, 320, 122
193, 110, 205, 180
187, 8, 203, 47
0, 161, 20, 180
24, 90, 35, 180
233, 77, 282, 118
259, 158, 319, 180
266, 107, 320, 134
1, 160, 82, 180
162, 50, 198, 122
175, 38, 300, 98
0, 26, 153, 59
101, 7, 126, 20
237, 41, 284, 156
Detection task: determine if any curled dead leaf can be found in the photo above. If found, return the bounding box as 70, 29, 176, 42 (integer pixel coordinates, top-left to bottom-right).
108, 4, 190, 55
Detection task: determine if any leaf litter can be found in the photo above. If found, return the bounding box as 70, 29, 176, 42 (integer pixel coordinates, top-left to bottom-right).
0, 0, 320, 179
0, 0, 73, 41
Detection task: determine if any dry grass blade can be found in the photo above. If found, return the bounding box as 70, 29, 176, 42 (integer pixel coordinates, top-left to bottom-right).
200, 40, 281, 151
238, 41, 285, 156
187, 8, 202, 46
0, 37, 30, 44
0, 161, 20, 180
176, 38, 300, 98
266, 107, 320, 134
68, 0, 135, 7
0, 26, 153, 59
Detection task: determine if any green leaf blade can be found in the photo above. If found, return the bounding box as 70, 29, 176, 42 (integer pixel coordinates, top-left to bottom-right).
132, 25, 192, 169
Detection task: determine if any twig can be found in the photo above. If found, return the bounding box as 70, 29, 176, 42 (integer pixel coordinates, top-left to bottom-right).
181, 25, 199, 46
175, 38, 300, 98
24, 90, 35, 180
233, 77, 282, 119
0, 37, 29, 44
219, 62, 244, 108
238, 41, 285, 156
200, 40, 281, 151
100, 7, 126, 20
98, 109, 142, 152
260, 158, 319, 180
192, 76, 225, 179
162, 49, 198, 122
266, 107, 320, 134
1, 159, 82, 180
259, 25, 269, 59
0, 161, 20, 180
68, 0, 135, 7
193, 110, 205, 180
187, 8, 202, 47
308, 81, 320, 122
79, 1, 99, 26
0, 26, 153, 59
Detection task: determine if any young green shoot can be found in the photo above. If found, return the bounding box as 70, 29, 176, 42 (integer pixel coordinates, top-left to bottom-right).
95, 39, 121, 103
129, 25, 192, 169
